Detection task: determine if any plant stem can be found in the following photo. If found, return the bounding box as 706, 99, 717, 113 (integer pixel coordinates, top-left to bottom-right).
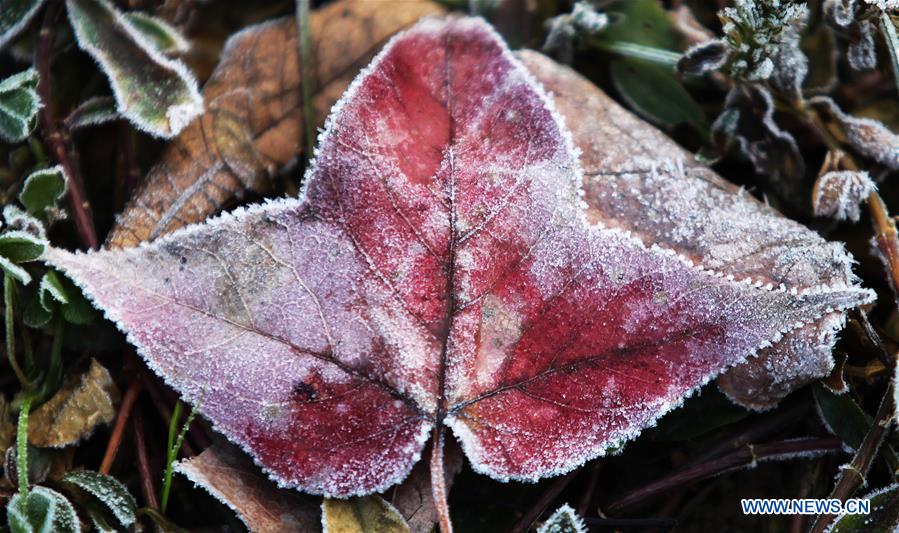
131, 408, 159, 510
100, 379, 144, 474
37, 316, 64, 404
808, 384, 895, 533
36, 0, 98, 249
430, 427, 453, 533
161, 400, 199, 514
296, 0, 316, 157
607, 437, 842, 512
869, 192, 899, 311
4, 273, 28, 387
16, 393, 32, 495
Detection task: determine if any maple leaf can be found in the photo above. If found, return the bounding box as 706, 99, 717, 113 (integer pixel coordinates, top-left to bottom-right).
44, 16, 873, 526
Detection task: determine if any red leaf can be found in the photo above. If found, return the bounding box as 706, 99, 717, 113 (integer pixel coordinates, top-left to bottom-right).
45, 17, 873, 503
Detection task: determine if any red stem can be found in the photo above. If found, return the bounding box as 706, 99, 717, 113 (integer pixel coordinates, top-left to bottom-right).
100, 380, 144, 474
430, 427, 453, 533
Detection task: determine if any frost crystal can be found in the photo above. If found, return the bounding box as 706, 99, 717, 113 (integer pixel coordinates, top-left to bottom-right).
863, 0, 899, 9
813, 171, 875, 222
810, 97, 899, 170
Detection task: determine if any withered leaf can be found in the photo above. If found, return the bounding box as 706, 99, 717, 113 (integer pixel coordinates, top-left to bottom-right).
175, 442, 319, 533
47, 17, 872, 509
106, 0, 445, 248
322, 496, 410, 533
28, 358, 120, 448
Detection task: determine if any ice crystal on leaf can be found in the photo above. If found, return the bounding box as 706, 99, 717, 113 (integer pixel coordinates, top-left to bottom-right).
44, 18, 874, 500
813, 170, 875, 222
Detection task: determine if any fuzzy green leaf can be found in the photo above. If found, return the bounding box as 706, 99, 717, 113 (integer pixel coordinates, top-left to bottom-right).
124, 12, 189, 55
34, 270, 97, 325
19, 166, 67, 224
6, 486, 81, 533
813, 383, 870, 452
66, 0, 203, 138
0, 231, 45, 263
537, 504, 587, 533
829, 483, 899, 532
0, 0, 46, 50
0, 68, 40, 143
64, 96, 119, 131
61, 470, 136, 529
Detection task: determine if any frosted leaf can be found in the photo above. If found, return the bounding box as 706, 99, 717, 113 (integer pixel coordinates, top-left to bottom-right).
537, 504, 587, 533
825, 0, 856, 27
60, 470, 136, 528
827, 483, 899, 532
124, 12, 190, 56
520, 50, 871, 410
64, 96, 119, 131
677, 40, 730, 75
0, 68, 40, 143
543, 1, 608, 60
46, 17, 874, 498
6, 486, 81, 533
848, 20, 877, 70
813, 170, 875, 222
175, 443, 320, 532
862, 0, 899, 9
19, 165, 68, 226
810, 97, 899, 170
322, 496, 410, 533
0, 0, 46, 50
66, 0, 203, 138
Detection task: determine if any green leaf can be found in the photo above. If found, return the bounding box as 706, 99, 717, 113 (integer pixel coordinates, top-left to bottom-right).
813, 383, 870, 451
35, 270, 98, 325
0, 256, 31, 285
537, 504, 587, 533
124, 12, 189, 55
61, 470, 136, 529
649, 386, 749, 442
0, 231, 45, 263
610, 58, 708, 134
590, 0, 681, 51
6, 486, 81, 533
66, 0, 203, 138
829, 483, 899, 532
64, 97, 119, 131
19, 166, 67, 224
0, 0, 46, 50
0, 68, 40, 143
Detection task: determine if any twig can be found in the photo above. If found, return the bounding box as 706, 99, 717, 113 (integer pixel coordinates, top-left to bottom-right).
99, 379, 144, 474
808, 384, 895, 533
869, 191, 899, 310
606, 437, 842, 513
35, 0, 98, 249
131, 408, 159, 510
508, 470, 578, 533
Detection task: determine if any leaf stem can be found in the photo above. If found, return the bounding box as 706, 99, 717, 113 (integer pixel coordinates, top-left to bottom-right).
430, 427, 453, 533
131, 408, 159, 510
16, 393, 32, 495
296, 0, 316, 158
36, 0, 98, 249
4, 273, 28, 387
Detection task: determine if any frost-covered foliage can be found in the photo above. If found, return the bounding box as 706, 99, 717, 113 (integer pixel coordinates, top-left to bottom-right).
6, 486, 81, 533
863, 0, 899, 9
810, 97, 899, 170
46, 17, 873, 501
60, 471, 136, 529
537, 504, 587, 533
0, 0, 46, 49
0, 68, 40, 143
719, 0, 809, 94
66, 0, 202, 138
543, 2, 609, 60
124, 11, 190, 56
813, 170, 875, 222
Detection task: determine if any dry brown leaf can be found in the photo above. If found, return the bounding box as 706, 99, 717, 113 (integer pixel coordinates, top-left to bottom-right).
28, 358, 120, 448
175, 442, 320, 533
388, 443, 463, 533
107, 0, 445, 248
322, 496, 410, 533
519, 50, 858, 410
